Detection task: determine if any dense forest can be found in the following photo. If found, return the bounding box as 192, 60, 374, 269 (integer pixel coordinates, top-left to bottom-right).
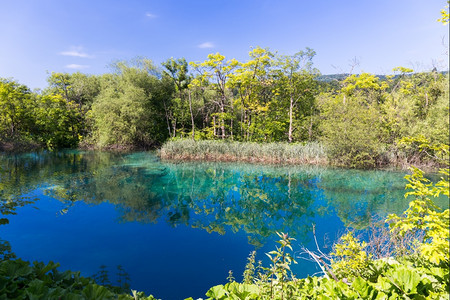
0, 47, 449, 168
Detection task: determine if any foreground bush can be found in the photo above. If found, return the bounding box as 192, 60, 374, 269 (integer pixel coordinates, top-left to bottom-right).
0, 259, 157, 300
202, 227, 448, 299
204, 260, 449, 299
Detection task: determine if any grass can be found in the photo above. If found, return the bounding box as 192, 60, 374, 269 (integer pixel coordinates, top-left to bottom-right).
160, 139, 328, 165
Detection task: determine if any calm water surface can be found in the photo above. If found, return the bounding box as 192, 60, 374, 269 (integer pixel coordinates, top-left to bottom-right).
0, 151, 447, 299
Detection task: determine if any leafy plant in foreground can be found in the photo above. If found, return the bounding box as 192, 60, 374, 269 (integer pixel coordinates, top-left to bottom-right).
0, 258, 157, 300
203, 152, 449, 299
387, 143, 449, 265
330, 231, 372, 281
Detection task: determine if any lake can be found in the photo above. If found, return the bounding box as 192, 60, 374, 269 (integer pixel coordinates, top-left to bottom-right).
0, 150, 447, 299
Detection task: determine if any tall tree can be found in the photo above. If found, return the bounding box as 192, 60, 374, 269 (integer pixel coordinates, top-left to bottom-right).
162, 58, 196, 139
190, 53, 238, 139
273, 48, 318, 142
46, 72, 100, 137
229, 47, 274, 141
0, 79, 34, 139
89, 59, 170, 148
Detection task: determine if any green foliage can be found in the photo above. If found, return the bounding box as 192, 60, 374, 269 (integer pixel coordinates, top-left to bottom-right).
319, 93, 386, 168
2, 47, 447, 166
88, 59, 170, 149
161, 139, 327, 165
265, 232, 297, 283
437, 1, 449, 24
0, 79, 35, 141
242, 251, 257, 284
0, 77, 89, 150
206, 282, 260, 300
387, 167, 449, 264
0, 240, 16, 261
330, 232, 372, 281
0, 258, 158, 299
387, 137, 449, 264
392, 66, 414, 74
319, 71, 448, 169
341, 73, 388, 102
34, 94, 82, 149
205, 242, 449, 299
204, 150, 449, 299
205, 234, 449, 299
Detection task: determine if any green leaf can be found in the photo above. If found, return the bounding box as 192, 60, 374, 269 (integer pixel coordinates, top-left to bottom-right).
0, 259, 32, 279
81, 284, 114, 299
386, 266, 423, 295
205, 284, 227, 300
25, 279, 48, 299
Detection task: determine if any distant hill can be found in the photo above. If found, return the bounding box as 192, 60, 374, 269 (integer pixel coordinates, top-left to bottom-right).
317, 71, 448, 83
316, 74, 351, 82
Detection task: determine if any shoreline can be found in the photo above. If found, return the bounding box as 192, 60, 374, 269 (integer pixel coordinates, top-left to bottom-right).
159, 139, 445, 173
159, 153, 440, 173
1, 140, 444, 173
160, 152, 328, 166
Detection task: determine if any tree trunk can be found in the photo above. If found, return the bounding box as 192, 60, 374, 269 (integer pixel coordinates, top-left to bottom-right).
288, 94, 294, 143
230, 101, 234, 141
213, 115, 216, 138
188, 90, 195, 140
172, 118, 177, 138
220, 103, 225, 140
162, 100, 172, 137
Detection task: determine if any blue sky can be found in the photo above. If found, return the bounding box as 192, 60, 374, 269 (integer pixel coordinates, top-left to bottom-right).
1, 0, 448, 90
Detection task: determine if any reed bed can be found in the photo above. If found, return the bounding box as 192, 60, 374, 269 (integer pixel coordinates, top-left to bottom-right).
160, 139, 328, 165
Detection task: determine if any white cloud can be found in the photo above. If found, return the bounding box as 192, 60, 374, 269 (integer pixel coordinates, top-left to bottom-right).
65, 64, 90, 69
198, 42, 215, 49
59, 46, 93, 58
145, 12, 157, 18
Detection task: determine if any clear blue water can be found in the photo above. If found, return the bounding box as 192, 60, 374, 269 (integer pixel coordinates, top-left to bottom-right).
0, 150, 447, 299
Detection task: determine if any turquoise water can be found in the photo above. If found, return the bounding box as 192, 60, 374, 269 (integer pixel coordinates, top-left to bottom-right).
0, 151, 447, 299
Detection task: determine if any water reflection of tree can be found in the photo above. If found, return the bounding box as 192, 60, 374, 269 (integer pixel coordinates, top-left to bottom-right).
77, 161, 320, 247
1, 151, 424, 248
0, 152, 323, 247
156, 165, 320, 247
0, 152, 47, 224
92, 264, 131, 294
317, 169, 410, 229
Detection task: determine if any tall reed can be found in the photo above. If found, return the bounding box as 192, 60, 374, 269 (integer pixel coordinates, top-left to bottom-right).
160, 139, 327, 165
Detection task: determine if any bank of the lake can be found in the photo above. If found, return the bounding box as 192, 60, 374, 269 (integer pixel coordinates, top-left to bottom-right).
160, 139, 327, 165
159, 139, 443, 171
1, 138, 444, 172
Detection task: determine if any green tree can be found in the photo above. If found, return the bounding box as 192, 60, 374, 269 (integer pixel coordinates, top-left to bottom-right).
46, 72, 100, 135
229, 47, 273, 141
0, 79, 34, 140
162, 58, 197, 139
34, 94, 82, 148
89, 59, 171, 148
272, 48, 319, 142
190, 53, 239, 139
320, 93, 386, 168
